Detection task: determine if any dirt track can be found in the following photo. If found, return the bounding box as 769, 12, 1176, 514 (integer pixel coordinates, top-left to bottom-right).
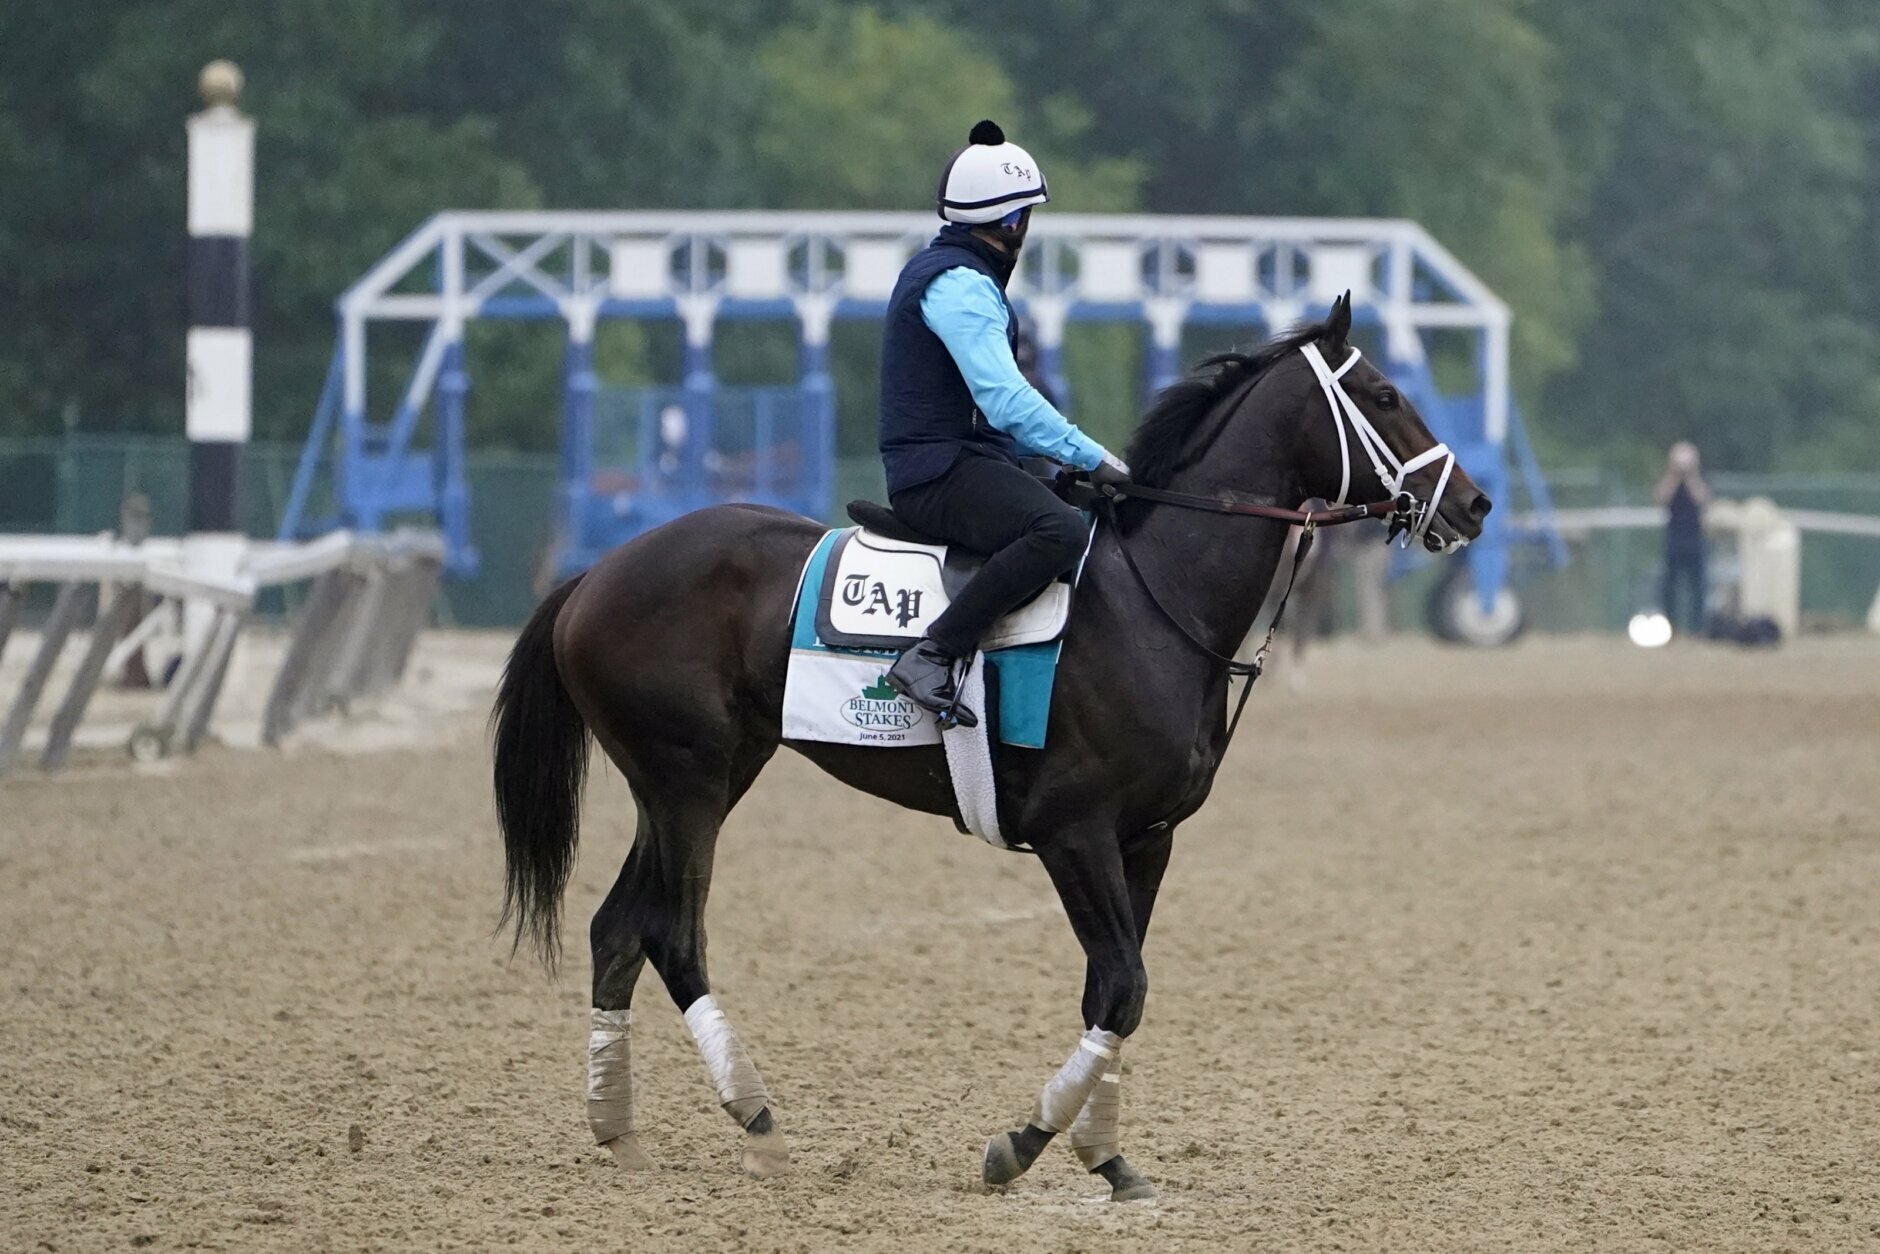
4, 634, 1880, 1252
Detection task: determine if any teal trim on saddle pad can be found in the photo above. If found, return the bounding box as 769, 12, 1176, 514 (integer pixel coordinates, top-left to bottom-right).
789, 527, 1069, 749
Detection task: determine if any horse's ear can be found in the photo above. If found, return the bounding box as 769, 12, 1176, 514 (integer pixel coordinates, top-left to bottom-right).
1324, 291, 1353, 346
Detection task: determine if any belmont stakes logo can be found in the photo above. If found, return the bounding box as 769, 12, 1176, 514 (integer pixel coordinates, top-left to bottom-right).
840, 673, 925, 732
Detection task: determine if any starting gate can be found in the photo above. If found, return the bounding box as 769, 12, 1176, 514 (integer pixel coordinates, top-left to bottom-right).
279, 210, 1563, 632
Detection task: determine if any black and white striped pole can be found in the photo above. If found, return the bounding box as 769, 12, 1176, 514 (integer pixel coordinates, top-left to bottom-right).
184, 60, 254, 649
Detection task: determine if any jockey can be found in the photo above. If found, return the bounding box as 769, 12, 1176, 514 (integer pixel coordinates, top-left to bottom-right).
878, 120, 1132, 728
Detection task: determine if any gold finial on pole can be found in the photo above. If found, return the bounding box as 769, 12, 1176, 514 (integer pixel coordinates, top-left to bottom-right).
199, 60, 244, 109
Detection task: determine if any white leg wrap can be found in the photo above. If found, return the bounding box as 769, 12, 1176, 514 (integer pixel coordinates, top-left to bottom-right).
1067, 1045, 1123, 1170
586, 1008, 637, 1144
1032, 1028, 1124, 1134
683, 994, 772, 1127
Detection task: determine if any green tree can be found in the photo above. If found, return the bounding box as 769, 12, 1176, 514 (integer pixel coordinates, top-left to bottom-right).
747, 6, 1146, 449
1535, 0, 1877, 469
8, 0, 1880, 479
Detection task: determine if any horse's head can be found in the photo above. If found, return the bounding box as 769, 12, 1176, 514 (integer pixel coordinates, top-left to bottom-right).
1294, 293, 1491, 552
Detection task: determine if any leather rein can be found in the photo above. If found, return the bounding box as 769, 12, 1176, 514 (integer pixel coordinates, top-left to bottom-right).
1098, 484, 1409, 746
1108, 481, 1409, 531
1089, 477, 1418, 754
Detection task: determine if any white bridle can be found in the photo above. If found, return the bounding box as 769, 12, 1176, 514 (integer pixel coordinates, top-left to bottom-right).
1300, 342, 1462, 549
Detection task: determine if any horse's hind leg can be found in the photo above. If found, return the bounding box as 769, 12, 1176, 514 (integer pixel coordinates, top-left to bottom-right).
647, 770, 791, 1178
588, 735, 788, 1177
586, 829, 657, 1170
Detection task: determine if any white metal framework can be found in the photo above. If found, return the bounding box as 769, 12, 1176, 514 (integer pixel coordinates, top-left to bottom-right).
283, 209, 1535, 592
335, 209, 1512, 437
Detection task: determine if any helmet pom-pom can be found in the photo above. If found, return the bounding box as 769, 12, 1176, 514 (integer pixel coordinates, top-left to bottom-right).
968, 119, 1005, 146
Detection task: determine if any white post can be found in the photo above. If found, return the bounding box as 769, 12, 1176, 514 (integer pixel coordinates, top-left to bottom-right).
1736, 497, 1801, 639
183, 60, 255, 656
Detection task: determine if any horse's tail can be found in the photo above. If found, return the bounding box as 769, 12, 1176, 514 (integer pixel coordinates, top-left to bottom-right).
492, 574, 590, 971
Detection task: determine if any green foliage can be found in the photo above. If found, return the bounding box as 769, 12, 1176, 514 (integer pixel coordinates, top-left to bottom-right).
748, 8, 1142, 213
1257, 0, 1593, 385
1, 0, 1877, 474
1532, 0, 1878, 468
752, 7, 1021, 209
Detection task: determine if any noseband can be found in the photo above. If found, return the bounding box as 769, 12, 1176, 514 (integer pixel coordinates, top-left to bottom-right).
1299, 343, 1460, 550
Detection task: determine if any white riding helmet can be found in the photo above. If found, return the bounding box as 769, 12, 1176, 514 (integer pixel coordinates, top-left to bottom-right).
937, 120, 1050, 225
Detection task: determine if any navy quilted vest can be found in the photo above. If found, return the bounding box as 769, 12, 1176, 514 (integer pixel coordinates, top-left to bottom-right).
878, 226, 1021, 496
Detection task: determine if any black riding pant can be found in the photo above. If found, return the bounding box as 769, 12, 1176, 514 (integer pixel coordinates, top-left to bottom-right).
889, 454, 1089, 658
1662, 546, 1707, 635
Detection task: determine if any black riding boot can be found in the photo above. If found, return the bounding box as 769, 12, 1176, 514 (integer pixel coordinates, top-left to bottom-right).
885, 639, 978, 729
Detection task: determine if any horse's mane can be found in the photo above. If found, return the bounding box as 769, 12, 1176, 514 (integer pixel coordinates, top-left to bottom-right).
1124, 320, 1329, 487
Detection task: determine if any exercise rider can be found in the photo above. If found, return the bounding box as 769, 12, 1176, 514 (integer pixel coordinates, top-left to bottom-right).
879, 119, 1131, 728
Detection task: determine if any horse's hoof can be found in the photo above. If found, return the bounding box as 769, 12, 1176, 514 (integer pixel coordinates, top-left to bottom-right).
983, 1124, 1052, 1188
1096, 1154, 1157, 1202
741, 1127, 790, 1179
602, 1133, 656, 1171
983, 1133, 1023, 1187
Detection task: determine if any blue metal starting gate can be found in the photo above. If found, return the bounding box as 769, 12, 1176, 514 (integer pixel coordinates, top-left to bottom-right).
278, 211, 1563, 627
572, 384, 825, 574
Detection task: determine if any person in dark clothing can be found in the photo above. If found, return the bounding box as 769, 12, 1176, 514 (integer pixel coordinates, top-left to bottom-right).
1656, 440, 1711, 635
878, 120, 1131, 727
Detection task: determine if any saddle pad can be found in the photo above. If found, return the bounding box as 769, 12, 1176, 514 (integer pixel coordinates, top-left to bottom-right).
814, 528, 1072, 652
782, 528, 1075, 750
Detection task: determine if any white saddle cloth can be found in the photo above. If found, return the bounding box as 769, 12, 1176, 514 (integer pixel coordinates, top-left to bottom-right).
818, 528, 1072, 652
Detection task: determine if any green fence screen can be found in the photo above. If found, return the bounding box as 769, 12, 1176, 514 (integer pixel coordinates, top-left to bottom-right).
2, 436, 1875, 630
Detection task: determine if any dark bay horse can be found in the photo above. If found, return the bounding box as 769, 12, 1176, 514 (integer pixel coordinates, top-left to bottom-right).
491, 295, 1490, 1200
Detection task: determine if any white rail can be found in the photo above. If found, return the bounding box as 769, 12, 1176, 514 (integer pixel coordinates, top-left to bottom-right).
1523, 505, 1880, 541
0, 529, 444, 771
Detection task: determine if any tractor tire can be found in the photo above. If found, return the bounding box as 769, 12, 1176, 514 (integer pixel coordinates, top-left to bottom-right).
1426, 564, 1526, 647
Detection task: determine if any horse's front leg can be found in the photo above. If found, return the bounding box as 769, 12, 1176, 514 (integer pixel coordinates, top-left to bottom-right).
983, 824, 1147, 1193
1064, 822, 1174, 1201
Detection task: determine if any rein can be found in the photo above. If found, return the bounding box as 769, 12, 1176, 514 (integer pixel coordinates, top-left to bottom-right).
1103, 487, 1408, 743
1109, 481, 1406, 529
1100, 489, 1387, 748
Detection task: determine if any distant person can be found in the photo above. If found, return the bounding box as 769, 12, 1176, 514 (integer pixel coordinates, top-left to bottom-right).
657, 403, 687, 476
1655, 440, 1711, 635
656, 402, 723, 480
875, 119, 1130, 727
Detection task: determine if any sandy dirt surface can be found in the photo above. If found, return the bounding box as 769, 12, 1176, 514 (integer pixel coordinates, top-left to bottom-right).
4, 632, 1880, 1252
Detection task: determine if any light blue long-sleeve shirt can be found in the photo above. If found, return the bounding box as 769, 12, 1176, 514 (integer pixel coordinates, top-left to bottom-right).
920, 266, 1109, 471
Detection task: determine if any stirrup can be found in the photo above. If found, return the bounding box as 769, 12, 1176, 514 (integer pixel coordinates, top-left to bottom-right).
937, 654, 980, 730
885, 644, 977, 729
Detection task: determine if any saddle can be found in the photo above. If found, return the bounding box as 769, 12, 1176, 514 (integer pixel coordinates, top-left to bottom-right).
809, 500, 1079, 652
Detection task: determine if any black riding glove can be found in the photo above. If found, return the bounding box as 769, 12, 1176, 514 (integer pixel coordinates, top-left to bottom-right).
1089, 455, 1131, 490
